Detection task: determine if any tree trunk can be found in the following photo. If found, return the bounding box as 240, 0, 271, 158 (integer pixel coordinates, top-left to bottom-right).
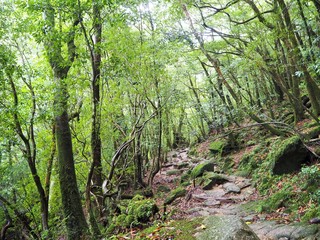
42, 2, 89, 238
91, 0, 103, 213
134, 130, 145, 188
54, 81, 88, 238
8, 74, 49, 233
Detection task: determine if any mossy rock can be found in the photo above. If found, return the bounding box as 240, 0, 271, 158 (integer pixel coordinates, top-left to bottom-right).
235, 169, 251, 178
157, 185, 171, 193
201, 172, 230, 190
191, 161, 215, 179
111, 194, 159, 230
209, 140, 226, 155
126, 195, 159, 224
268, 136, 311, 175
304, 125, 320, 140
164, 186, 187, 205
177, 162, 190, 169
166, 169, 181, 176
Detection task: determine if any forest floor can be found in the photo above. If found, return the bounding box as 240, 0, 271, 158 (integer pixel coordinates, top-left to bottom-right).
147, 146, 320, 240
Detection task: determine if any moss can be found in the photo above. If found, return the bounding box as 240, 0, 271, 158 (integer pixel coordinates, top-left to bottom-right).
111, 195, 159, 230
157, 185, 171, 193
267, 136, 309, 175
235, 169, 251, 177
268, 136, 300, 163
166, 169, 181, 176
201, 172, 229, 190
191, 161, 215, 179
209, 140, 226, 155
256, 189, 294, 213
301, 205, 320, 222
222, 157, 235, 173
180, 172, 190, 183
304, 125, 320, 139
164, 186, 186, 205
238, 144, 267, 173
136, 218, 202, 239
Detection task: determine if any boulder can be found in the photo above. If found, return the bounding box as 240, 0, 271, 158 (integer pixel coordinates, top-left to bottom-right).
196, 215, 259, 240
269, 136, 311, 175
191, 161, 215, 179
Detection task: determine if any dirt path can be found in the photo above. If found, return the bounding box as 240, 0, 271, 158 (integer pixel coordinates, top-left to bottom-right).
153, 148, 320, 240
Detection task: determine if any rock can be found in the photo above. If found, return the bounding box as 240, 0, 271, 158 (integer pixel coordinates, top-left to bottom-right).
193, 189, 225, 200
164, 186, 186, 205
157, 185, 171, 193
209, 140, 227, 155
223, 182, 241, 193
201, 172, 230, 190
176, 162, 190, 169
291, 224, 319, 239
251, 221, 319, 240
191, 161, 215, 179
166, 169, 181, 176
237, 178, 251, 189
269, 136, 311, 175
195, 215, 259, 240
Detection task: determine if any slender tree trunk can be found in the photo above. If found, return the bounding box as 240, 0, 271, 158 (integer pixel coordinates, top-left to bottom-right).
8, 74, 49, 233
277, 0, 320, 116
91, 0, 103, 212
134, 130, 145, 188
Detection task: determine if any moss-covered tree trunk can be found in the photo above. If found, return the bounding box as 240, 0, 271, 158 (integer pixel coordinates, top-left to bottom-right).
54, 79, 88, 238
42, 2, 88, 238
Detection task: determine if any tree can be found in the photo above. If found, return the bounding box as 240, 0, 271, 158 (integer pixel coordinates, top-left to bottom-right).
41, 2, 88, 238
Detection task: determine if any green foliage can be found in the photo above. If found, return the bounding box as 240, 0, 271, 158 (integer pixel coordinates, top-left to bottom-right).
256, 188, 294, 213
300, 165, 320, 186
301, 204, 320, 222
238, 143, 269, 176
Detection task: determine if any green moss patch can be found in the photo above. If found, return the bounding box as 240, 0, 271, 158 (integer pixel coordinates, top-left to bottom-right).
209, 140, 226, 155
108, 195, 159, 233
136, 218, 202, 239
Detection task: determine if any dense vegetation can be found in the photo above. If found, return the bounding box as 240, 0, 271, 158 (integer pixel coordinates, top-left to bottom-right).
1, 0, 320, 239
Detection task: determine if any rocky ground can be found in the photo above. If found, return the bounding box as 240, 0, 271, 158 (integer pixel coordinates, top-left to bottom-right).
152, 148, 320, 240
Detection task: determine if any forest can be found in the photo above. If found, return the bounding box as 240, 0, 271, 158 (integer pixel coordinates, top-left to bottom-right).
1, 0, 320, 239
